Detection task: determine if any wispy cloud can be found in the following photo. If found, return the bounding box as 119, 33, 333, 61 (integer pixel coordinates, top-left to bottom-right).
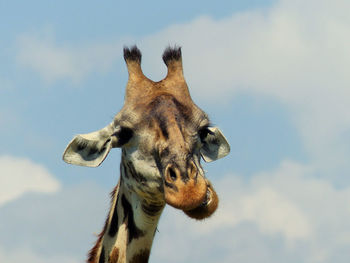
16, 31, 123, 83
0, 155, 60, 206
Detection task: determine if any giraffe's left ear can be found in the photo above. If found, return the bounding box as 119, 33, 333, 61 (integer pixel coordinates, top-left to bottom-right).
200, 127, 230, 162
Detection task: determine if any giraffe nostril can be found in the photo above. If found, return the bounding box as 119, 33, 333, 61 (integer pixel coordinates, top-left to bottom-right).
168, 168, 177, 181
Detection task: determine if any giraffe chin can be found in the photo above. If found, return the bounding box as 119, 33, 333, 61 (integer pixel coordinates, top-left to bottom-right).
183, 181, 219, 220
164, 175, 207, 211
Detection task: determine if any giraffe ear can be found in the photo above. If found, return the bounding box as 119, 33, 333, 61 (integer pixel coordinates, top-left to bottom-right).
62, 123, 119, 167
200, 127, 230, 162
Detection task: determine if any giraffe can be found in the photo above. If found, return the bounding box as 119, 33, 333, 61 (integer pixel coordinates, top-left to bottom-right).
63, 46, 230, 263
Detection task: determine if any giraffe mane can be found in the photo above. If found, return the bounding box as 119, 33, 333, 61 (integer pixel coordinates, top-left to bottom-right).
87, 186, 118, 262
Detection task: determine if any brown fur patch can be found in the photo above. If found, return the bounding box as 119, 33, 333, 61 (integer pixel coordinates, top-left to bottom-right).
129, 249, 150, 263
108, 247, 119, 263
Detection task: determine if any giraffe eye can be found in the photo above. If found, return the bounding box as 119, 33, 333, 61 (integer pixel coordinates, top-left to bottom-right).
198, 127, 211, 142
114, 127, 134, 146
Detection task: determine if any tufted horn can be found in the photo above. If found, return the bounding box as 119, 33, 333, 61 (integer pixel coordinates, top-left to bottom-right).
162, 46, 184, 80
123, 46, 152, 104
161, 46, 192, 101
123, 46, 145, 81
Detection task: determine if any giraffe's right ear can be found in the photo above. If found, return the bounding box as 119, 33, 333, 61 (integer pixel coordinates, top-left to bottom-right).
200, 127, 230, 162
62, 123, 120, 167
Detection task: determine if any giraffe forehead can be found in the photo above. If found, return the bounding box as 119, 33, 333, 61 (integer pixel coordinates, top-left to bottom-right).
119, 93, 208, 131
144, 95, 206, 142
148, 95, 191, 127
145, 93, 192, 117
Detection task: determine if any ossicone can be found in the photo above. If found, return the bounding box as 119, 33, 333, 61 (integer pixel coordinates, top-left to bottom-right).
123, 45, 144, 81
162, 46, 182, 66
123, 45, 142, 64
162, 46, 184, 79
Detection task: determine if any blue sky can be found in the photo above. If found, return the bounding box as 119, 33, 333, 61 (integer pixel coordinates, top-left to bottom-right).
1, 0, 350, 262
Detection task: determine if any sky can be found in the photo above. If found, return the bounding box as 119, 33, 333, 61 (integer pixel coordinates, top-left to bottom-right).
1, 0, 350, 262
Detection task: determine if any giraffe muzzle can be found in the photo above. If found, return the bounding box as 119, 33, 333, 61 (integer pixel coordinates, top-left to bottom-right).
183, 179, 219, 220
163, 161, 207, 211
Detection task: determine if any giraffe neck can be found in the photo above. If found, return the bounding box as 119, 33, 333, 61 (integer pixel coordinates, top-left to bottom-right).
88, 161, 165, 263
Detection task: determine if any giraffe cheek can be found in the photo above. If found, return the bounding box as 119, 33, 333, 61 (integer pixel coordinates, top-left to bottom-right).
163, 174, 207, 211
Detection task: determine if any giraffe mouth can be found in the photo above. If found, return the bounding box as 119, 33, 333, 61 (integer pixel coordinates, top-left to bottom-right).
183, 180, 219, 220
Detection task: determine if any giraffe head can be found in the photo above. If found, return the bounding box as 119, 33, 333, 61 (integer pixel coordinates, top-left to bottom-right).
63, 46, 230, 219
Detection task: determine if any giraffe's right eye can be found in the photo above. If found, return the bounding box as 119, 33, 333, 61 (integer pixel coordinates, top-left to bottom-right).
198, 127, 213, 142
114, 127, 134, 146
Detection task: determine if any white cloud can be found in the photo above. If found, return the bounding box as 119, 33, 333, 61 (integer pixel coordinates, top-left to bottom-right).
151, 160, 350, 263
0, 155, 60, 206
135, 0, 350, 180
0, 181, 109, 262
233, 187, 311, 241
16, 31, 124, 83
